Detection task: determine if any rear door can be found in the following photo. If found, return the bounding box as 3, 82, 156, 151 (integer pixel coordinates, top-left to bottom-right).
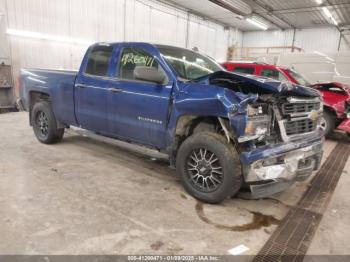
74, 45, 114, 133
109, 45, 173, 148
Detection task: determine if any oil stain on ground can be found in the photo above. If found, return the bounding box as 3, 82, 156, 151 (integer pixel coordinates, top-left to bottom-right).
151, 241, 164, 251
195, 202, 280, 232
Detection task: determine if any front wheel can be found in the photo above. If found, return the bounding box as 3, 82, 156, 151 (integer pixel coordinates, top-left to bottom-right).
31, 101, 64, 144
176, 132, 242, 204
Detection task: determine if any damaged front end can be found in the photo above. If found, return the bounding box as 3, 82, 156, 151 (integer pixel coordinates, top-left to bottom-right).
338, 100, 350, 133
200, 71, 324, 198
240, 139, 323, 199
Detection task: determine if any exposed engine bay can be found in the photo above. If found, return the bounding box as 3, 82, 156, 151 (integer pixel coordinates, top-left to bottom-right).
202, 71, 323, 146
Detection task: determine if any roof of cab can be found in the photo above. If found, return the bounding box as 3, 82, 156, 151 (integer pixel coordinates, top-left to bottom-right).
92, 42, 194, 52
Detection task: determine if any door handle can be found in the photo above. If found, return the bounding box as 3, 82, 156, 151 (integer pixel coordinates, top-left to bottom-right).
76, 83, 87, 89
109, 87, 123, 93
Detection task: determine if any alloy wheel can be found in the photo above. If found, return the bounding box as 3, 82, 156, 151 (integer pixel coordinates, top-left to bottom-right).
186, 148, 223, 193
36, 111, 49, 137
320, 116, 327, 133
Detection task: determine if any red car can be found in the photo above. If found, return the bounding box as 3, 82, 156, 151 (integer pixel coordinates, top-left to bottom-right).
221, 62, 310, 86
222, 62, 350, 136
311, 82, 350, 136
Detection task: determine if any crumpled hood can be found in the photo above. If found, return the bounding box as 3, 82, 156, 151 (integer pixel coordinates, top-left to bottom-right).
195, 71, 321, 98
311, 82, 350, 93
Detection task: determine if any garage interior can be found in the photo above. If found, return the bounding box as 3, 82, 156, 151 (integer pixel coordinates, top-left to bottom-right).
1, 0, 350, 260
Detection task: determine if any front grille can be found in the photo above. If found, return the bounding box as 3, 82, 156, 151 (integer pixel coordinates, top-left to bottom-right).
284, 119, 317, 136
282, 102, 320, 115
278, 98, 321, 139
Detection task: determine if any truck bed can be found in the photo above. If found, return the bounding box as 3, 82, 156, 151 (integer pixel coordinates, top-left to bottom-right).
20, 68, 78, 126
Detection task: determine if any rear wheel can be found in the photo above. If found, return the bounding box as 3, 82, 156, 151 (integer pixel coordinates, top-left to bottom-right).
176, 132, 242, 204
31, 101, 64, 144
320, 110, 335, 137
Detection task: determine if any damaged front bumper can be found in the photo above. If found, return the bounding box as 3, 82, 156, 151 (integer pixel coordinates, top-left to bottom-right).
240, 138, 323, 199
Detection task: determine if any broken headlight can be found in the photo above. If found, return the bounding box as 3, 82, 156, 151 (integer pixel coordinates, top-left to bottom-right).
245, 115, 270, 137
245, 104, 270, 137
237, 104, 271, 143
246, 104, 268, 116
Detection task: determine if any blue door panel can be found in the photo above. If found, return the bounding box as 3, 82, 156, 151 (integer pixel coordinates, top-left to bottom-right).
74, 75, 110, 132
109, 79, 173, 148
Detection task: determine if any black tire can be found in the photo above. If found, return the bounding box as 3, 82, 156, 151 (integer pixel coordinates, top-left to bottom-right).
176, 132, 242, 204
321, 110, 335, 138
31, 101, 64, 144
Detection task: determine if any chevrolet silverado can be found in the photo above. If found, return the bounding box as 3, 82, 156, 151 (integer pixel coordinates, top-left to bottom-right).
19, 42, 324, 203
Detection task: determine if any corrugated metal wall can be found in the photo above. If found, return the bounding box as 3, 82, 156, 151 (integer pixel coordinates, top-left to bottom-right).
0, 0, 10, 64
3, 0, 348, 79
242, 27, 348, 53
294, 28, 341, 52
243, 30, 294, 49
3, 0, 242, 77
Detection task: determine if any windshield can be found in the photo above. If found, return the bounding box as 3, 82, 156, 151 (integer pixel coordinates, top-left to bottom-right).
287, 68, 310, 86
158, 47, 222, 80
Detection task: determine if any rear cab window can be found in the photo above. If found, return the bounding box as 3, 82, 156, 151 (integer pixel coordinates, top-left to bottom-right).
85, 45, 114, 77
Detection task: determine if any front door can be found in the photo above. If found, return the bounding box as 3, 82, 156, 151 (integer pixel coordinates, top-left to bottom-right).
109, 46, 173, 148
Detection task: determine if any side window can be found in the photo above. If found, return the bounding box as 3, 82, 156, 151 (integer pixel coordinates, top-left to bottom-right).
118, 47, 159, 81
261, 69, 288, 81
85, 45, 113, 77
232, 66, 255, 74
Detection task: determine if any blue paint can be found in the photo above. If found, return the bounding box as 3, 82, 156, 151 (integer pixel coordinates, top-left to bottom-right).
240, 133, 323, 164
20, 42, 322, 164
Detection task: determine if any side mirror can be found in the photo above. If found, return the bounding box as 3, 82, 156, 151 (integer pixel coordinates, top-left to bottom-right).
134, 66, 167, 85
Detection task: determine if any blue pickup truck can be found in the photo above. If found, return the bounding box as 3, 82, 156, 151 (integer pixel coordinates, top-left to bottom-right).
19, 42, 324, 203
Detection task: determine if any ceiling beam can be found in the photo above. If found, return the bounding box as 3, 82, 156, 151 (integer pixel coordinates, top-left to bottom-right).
258, 3, 350, 15
324, 0, 342, 32
208, 0, 284, 30
250, 11, 284, 30
207, 0, 247, 17
162, 0, 235, 28
250, 0, 296, 29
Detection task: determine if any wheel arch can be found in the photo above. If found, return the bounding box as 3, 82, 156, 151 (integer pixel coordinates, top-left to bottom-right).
29, 91, 51, 126
168, 115, 232, 166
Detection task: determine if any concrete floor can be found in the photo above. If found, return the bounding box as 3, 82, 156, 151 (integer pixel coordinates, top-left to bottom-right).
0, 112, 349, 256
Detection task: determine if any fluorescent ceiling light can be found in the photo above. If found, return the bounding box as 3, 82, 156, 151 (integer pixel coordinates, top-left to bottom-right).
6, 28, 93, 45
330, 16, 338, 25
246, 18, 268, 30
322, 7, 332, 17
314, 0, 323, 4
322, 7, 338, 25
